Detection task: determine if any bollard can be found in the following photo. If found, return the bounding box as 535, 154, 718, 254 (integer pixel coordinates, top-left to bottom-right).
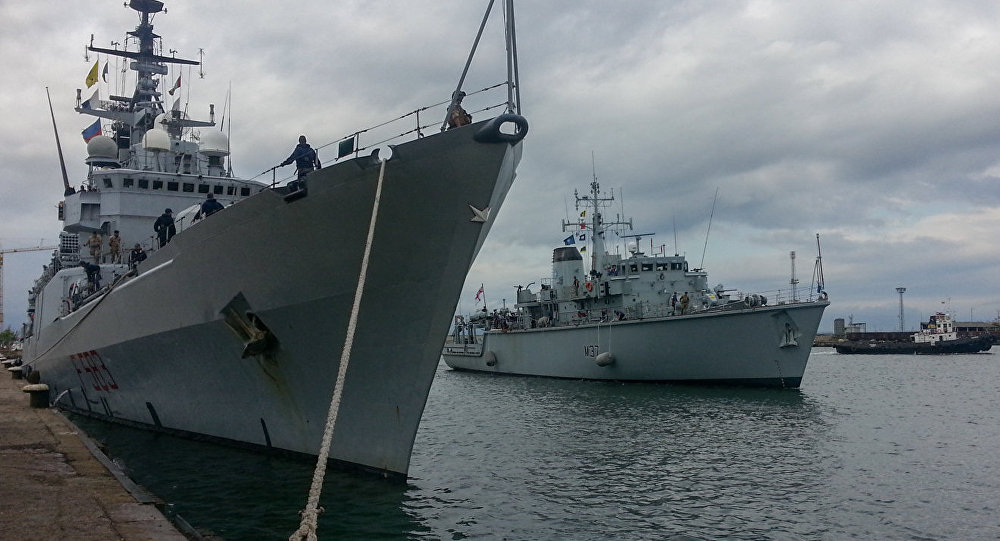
8, 366, 24, 380
22, 384, 51, 408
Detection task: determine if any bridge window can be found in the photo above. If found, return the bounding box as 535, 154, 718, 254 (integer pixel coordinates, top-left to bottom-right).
123, 177, 134, 188
152, 180, 163, 190
213, 185, 224, 195
641, 263, 653, 272
198, 184, 210, 194
629, 264, 639, 273
138, 179, 149, 189
103, 177, 113, 189
167, 182, 179, 191
240, 187, 251, 196
227, 186, 235, 195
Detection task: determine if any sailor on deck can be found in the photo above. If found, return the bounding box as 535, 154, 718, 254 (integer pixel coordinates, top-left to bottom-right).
279, 135, 321, 191
446, 91, 472, 129
154, 208, 175, 248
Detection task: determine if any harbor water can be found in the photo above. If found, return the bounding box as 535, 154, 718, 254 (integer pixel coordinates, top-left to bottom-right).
69, 348, 999, 540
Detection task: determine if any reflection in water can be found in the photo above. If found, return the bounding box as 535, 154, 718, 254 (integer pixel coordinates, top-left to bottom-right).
69, 414, 417, 539
68, 353, 1000, 540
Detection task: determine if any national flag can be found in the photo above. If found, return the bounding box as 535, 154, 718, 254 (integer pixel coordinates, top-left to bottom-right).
580, 210, 586, 217
82, 119, 102, 142
580, 222, 585, 229
81, 89, 99, 110
563, 235, 575, 245
101, 62, 109, 83
167, 75, 181, 95
85, 60, 99, 88
475, 285, 485, 302
171, 97, 181, 111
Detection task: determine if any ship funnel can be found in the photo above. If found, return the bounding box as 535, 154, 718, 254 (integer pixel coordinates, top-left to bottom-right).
551, 246, 584, 293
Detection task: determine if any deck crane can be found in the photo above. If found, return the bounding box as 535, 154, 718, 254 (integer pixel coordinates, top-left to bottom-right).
0, 245, 58, 328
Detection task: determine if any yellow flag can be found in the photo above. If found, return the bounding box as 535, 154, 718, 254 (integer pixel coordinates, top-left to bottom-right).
85, 60, 99, 88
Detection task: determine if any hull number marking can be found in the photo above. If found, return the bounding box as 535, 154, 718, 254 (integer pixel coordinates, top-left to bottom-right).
70, 350, 119, 392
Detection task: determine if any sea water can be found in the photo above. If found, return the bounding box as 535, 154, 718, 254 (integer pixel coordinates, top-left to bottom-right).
70, 348, 1000, 540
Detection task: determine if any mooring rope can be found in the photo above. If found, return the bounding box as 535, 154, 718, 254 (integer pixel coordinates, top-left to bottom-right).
290, 159, 388, 541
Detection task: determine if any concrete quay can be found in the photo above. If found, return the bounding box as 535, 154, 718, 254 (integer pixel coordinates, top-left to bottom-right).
0, 372, 189, 540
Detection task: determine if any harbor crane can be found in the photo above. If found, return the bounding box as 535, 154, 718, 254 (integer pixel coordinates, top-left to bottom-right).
0, 245, 58, 328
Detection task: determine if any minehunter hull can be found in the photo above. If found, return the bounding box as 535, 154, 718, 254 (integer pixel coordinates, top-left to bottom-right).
23, 120, 522, 478
443, 301, 828, 388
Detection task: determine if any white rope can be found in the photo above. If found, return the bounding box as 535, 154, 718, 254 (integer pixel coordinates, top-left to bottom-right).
290, 159, 388, 541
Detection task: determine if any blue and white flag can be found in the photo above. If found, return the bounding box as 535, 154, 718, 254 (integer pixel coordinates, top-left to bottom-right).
81, 89, 99, 110
563, 235, 575, 245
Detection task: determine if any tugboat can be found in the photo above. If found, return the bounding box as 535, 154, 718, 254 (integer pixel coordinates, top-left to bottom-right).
443, 178, 829, 388
20, 0, 527, 479
834, 312, 993, 354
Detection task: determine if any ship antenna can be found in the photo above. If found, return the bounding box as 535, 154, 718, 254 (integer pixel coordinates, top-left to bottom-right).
672, 215, 678, 256
45, 87, 74, 196
813, 233, 825, 297
699, 187, 718, 269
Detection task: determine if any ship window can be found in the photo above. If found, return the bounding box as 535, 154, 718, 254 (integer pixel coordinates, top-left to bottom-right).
167, 182, 179, 191
641, 263, 653, 272
152, 180, 163, 190
227, 186, 235, 195
671, 262, 682, 270
182, 183, 195, 193
103, 177, 113, 189
198, 184, 210, 194
138, 179, 149, 189
123, 177, 134, 188
213, 185, 224, 195
240, 187, 251, 196
629, 264, 639, 273
656, 263, 667, 271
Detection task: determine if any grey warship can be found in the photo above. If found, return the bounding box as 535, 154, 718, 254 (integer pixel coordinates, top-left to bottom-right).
443, 178, 828, 388
20, 0, 526, 478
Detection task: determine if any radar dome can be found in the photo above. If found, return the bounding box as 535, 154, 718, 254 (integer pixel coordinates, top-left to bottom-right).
143, 129, 171, 151
86, 135, 117, 159
199, 130, 230, 157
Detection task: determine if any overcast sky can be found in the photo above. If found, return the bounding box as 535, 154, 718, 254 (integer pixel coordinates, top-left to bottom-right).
2, 1, 999, 335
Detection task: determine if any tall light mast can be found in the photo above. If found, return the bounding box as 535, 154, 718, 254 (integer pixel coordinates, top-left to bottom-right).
896, 287, 906, 331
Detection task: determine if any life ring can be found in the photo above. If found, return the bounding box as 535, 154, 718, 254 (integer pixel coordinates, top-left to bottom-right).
585, 281, 594, 292
473, 113, 529, 144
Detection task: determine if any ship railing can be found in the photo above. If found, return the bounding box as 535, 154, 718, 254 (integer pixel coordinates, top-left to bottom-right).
255, 82, 514, 186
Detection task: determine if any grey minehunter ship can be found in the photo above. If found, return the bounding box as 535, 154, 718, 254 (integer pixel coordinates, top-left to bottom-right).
443, 179, 828, 388
20, 0, 526, 478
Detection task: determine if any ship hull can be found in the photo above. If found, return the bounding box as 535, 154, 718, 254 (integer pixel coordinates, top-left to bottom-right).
23, 119, 522, 478
443, 301, 828, 388
834, 335, 993, 355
